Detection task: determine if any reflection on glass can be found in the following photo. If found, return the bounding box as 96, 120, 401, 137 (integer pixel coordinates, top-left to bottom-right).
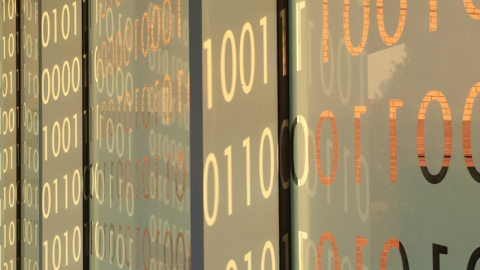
290, 0, 480, 269
21, 0, 40, 268
88, 1, 191, 269
1, 0, 18, 266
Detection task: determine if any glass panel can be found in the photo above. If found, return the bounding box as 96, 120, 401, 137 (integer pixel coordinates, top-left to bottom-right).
1, 0, 18, 266
20, 0, 40, 268
88, 0, 191, 269
201, 1, 279, 269
39, 0, 83, 269
290, 0, 480, 269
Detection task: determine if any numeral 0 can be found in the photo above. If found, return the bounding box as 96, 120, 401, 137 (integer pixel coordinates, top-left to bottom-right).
203, 153, 219, 227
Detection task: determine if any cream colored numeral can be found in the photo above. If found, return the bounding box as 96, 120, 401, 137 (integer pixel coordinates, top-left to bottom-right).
260, 16, 267, 84
203, 39, 213, 109
244, 251, 252, 270
243, 137, 251, 206
224, 146, 233, 215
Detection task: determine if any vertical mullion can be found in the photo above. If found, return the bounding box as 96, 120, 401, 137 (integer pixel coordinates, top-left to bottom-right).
15, 0, 21, 268
278, 0, 291, 269
37, 0, 43, 267
82, 0, 90, 269
189, 0, 204, 269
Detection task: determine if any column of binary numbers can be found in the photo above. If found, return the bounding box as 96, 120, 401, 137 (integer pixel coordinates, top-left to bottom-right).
20, 0, 39, 268
40, 0, 83, 269
291, 0, 480, 269
290, 0, 370, 269
89, 0, 191, 269
201, 0, 279, 269
1, 0, 18, 267
366, 2, 480, 269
